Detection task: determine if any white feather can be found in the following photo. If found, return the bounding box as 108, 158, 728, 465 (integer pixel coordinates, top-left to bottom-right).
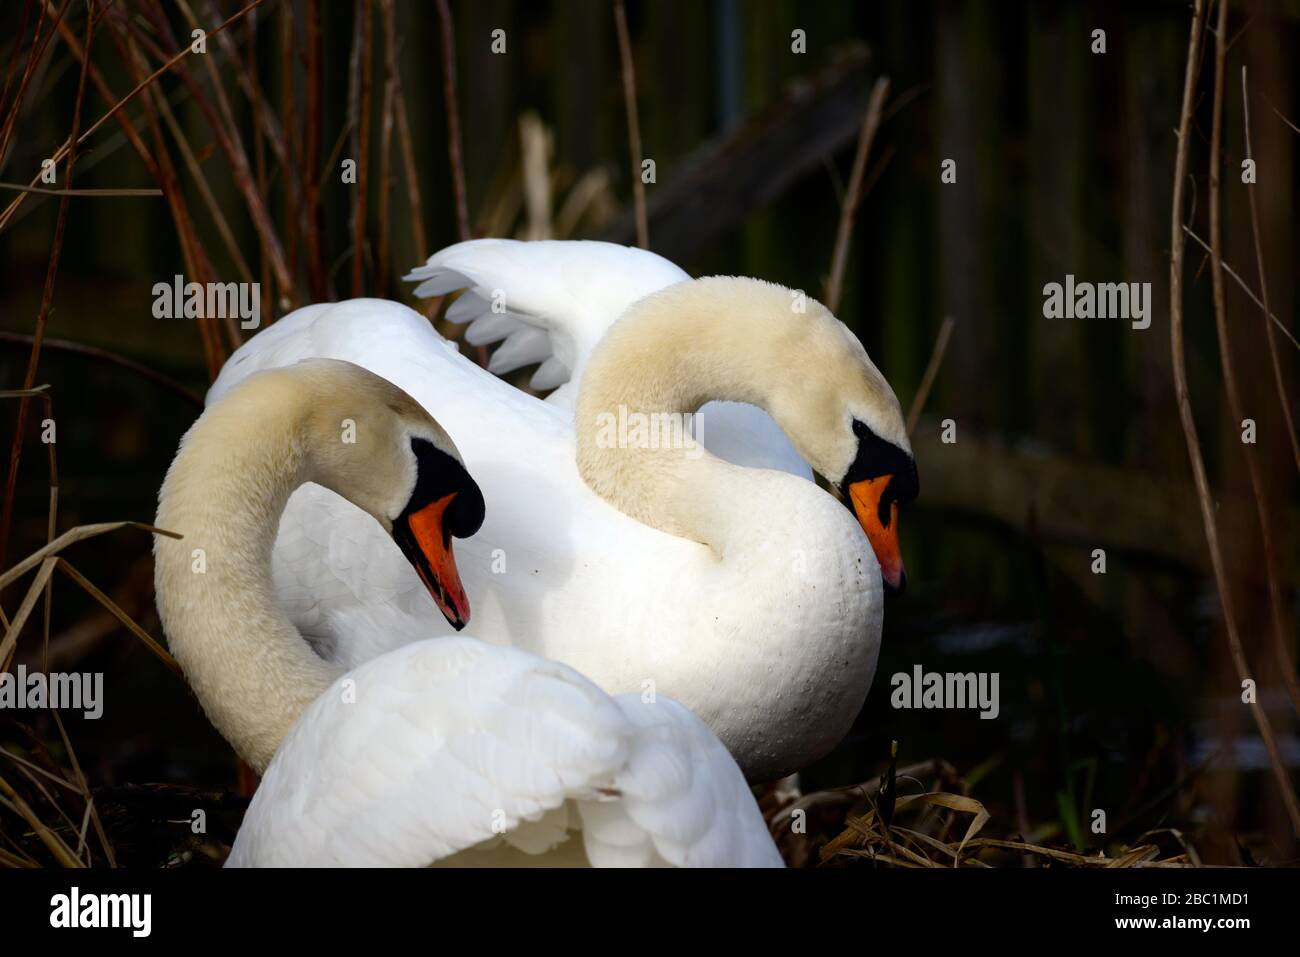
206, 240, 893, 782
227, 637, 783, 868
404, 238, 691, 399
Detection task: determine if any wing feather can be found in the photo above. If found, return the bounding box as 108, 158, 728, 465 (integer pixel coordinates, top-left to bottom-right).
227, 638, 782, 868
404, 238, 689, 401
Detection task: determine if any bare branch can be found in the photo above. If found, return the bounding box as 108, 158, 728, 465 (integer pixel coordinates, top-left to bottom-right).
613, 0, 647, 249
1240, 66, 1300, 474
826, 77, 889, 314
907, 316, 955, 436
1171, 0, 1300, 835
435, 0, 470, 242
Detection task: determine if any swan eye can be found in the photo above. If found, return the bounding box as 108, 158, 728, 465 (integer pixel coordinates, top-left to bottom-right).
406, 437, 485, 539
852, 419, 868, 438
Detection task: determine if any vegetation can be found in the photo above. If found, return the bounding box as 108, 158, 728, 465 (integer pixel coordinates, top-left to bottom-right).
0, 0, 1297, 867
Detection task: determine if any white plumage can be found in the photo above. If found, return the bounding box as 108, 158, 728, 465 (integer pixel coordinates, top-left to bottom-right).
206, 239, 911, 780
407, 238, 693, 402
228, 637, 782, 868
154, 359, 782, 867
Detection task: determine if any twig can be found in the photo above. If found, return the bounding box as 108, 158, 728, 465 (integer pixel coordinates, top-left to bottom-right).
1169, 0, 1300, 835
0, 541, 179, 862
857, 143, 896, 205
278, 4, 299, 309
0, 2, 37, 147
906, 316, 955, 436
0, 558, 55, 674
435, 0, 470, 241
0, 747, 82, 794
0, 1, 91, 572
0, 774, 81, 867
1181, 225, 1299, 352
165, 0, 291, 303
0, 524, 181, 676
47, 705, 115, 867
375, 0, 399, 294
0, 0, 267, 233
0, 332, 203, 407
1241, 67, 1300, 474
31, 0, 253, 241
825, 76, 889, 314
613, 0, 647, 249
104, 8, 225, 379
303, 0, 325, 298
0, 522, 180, 596
432, 0, 485, 363
389, 3, 427, 267
57, 560, 180, 675
0, 385, 57, 660
123, 8, 246, 355
350, 0, 374, 297
1207, 24, 1300, 718
46, 2, 164, 188
7, 753, 82, 861
0, 0, 68, 179
245, 12, 271, 334
146, 69, 256, 298
1271, 105, 1300, 136
201, 0, 292, 173
0, 182, 160, 196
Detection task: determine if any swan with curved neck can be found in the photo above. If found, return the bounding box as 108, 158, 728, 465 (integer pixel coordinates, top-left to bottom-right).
577, 275, 917, 580
155, 359, 483, 771
205, 240, 919, 779
155, 358, 781, 866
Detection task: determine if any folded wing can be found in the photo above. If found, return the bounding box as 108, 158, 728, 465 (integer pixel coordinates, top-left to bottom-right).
227, 637, 783, 868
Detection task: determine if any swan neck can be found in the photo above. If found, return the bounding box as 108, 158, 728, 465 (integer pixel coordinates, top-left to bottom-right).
154, 385, 342, 773
574, 281, 789, 548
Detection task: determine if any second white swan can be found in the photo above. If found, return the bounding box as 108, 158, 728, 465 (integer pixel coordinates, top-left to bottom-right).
209, 240, 919, 780
155, 359, 781, 867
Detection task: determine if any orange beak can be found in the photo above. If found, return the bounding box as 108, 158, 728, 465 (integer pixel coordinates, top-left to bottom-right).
847, 476, 906, 596
393, 493, 472, 629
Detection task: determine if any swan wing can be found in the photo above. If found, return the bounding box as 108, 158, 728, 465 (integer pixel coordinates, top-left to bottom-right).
579, 695, 786, 867
404, 238, 690, 404
226, 637, 783, 868
403, 239, 811, 477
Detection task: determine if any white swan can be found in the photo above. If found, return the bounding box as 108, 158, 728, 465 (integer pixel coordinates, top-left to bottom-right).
208, 240, 918, 780
154, 359, 781, 867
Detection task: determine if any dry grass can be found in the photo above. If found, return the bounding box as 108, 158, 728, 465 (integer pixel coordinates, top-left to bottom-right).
763, 750, 1198, 869
1, 0, 1296, 867
0, 520, 181, 867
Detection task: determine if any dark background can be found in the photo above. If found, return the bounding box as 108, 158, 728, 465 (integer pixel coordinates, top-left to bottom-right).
1, 0, 1297, 866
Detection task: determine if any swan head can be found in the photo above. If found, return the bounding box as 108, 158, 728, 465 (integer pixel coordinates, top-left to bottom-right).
601, 276, 918, 594
296, 359, 486, 628
757, 296, 919, 596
